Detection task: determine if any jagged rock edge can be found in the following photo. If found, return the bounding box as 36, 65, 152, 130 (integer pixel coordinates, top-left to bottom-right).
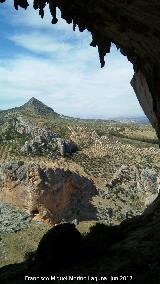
0, 0, 111, 68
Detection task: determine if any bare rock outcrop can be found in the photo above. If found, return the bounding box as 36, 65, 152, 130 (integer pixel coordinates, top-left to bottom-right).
95, 165, 160, 224
0, 161, 98, 224
108, 165, 159, 206
12, 116, 78, 157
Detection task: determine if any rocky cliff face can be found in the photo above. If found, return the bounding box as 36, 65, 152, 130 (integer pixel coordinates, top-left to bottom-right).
108, 165, 159, 205
0, 161, 98, 224
0, 161, 159, 227
12, 115, 78, 157
94, 165, 160, 225
108, 165, 159, 194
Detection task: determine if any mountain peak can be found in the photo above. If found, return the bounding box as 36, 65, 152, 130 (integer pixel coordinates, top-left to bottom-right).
21, 97, 58, 117
28, 97, 39, 104
25, 97, 46, 107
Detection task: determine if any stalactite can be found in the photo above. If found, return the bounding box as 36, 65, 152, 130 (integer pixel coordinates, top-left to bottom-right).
90, 33, 97, 47
33, 0, 39, 10
0, 0, 107, 68
98, 46, 106, 68
48, 0, 58, 24
14, 0, 18, 10
39, 0, 46, 19
73, 20, 76, 31
90, 40, 97, 47
98, 41, 111, 68
78, 23, 86, 32
14, 0, 29, 10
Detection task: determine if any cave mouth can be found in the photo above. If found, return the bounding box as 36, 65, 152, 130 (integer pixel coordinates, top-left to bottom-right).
0, 0, 159, 225
30, 208, 39, 215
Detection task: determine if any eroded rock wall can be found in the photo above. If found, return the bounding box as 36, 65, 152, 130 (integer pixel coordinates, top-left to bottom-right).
131, 71, 160, 140
0, 161, 98, 224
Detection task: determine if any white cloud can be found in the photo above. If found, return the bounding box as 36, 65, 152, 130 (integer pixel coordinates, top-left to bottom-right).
0, 1, 144, 118
0, 49, 143, 118
9, 32, 73, 54
4, 1, 87, 39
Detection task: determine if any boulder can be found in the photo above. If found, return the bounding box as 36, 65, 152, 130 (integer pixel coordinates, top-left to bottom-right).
35, 223, 83, 270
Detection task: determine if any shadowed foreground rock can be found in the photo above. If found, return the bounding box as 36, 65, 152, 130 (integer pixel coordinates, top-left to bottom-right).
35, 223, 83, 270
1, 212, 160, 283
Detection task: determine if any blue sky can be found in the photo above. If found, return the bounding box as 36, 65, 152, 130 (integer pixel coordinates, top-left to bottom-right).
0, 1, 144, 118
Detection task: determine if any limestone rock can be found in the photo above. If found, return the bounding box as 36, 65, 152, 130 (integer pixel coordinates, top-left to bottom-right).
0, 161, 98, 224
140, 168, 159, 194
108, 165, 139, 189
12, 116, 78, 157
56, 138, 78, 156
108, 165, 159, 197
0, 202, 32, 233
96, 165, 160, 224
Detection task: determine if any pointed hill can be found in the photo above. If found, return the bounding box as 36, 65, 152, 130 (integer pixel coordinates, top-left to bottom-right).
20, 97, 59, 117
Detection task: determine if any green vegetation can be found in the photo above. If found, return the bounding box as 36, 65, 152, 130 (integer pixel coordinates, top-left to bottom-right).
0, 221, 121, 267
0, 98, 159, 181
0, 224, 50, 267
0, 98, 159, 268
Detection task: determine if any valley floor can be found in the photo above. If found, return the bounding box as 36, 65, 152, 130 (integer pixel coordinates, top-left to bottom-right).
0, 100, 160, 282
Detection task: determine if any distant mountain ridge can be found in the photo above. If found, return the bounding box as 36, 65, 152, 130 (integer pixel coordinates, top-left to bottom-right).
114, 116, 149, 124
0, 98, 149, 124
0, 97, 60, 119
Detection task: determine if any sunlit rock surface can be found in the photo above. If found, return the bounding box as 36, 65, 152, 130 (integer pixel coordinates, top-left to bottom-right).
0, 161, 98, 224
